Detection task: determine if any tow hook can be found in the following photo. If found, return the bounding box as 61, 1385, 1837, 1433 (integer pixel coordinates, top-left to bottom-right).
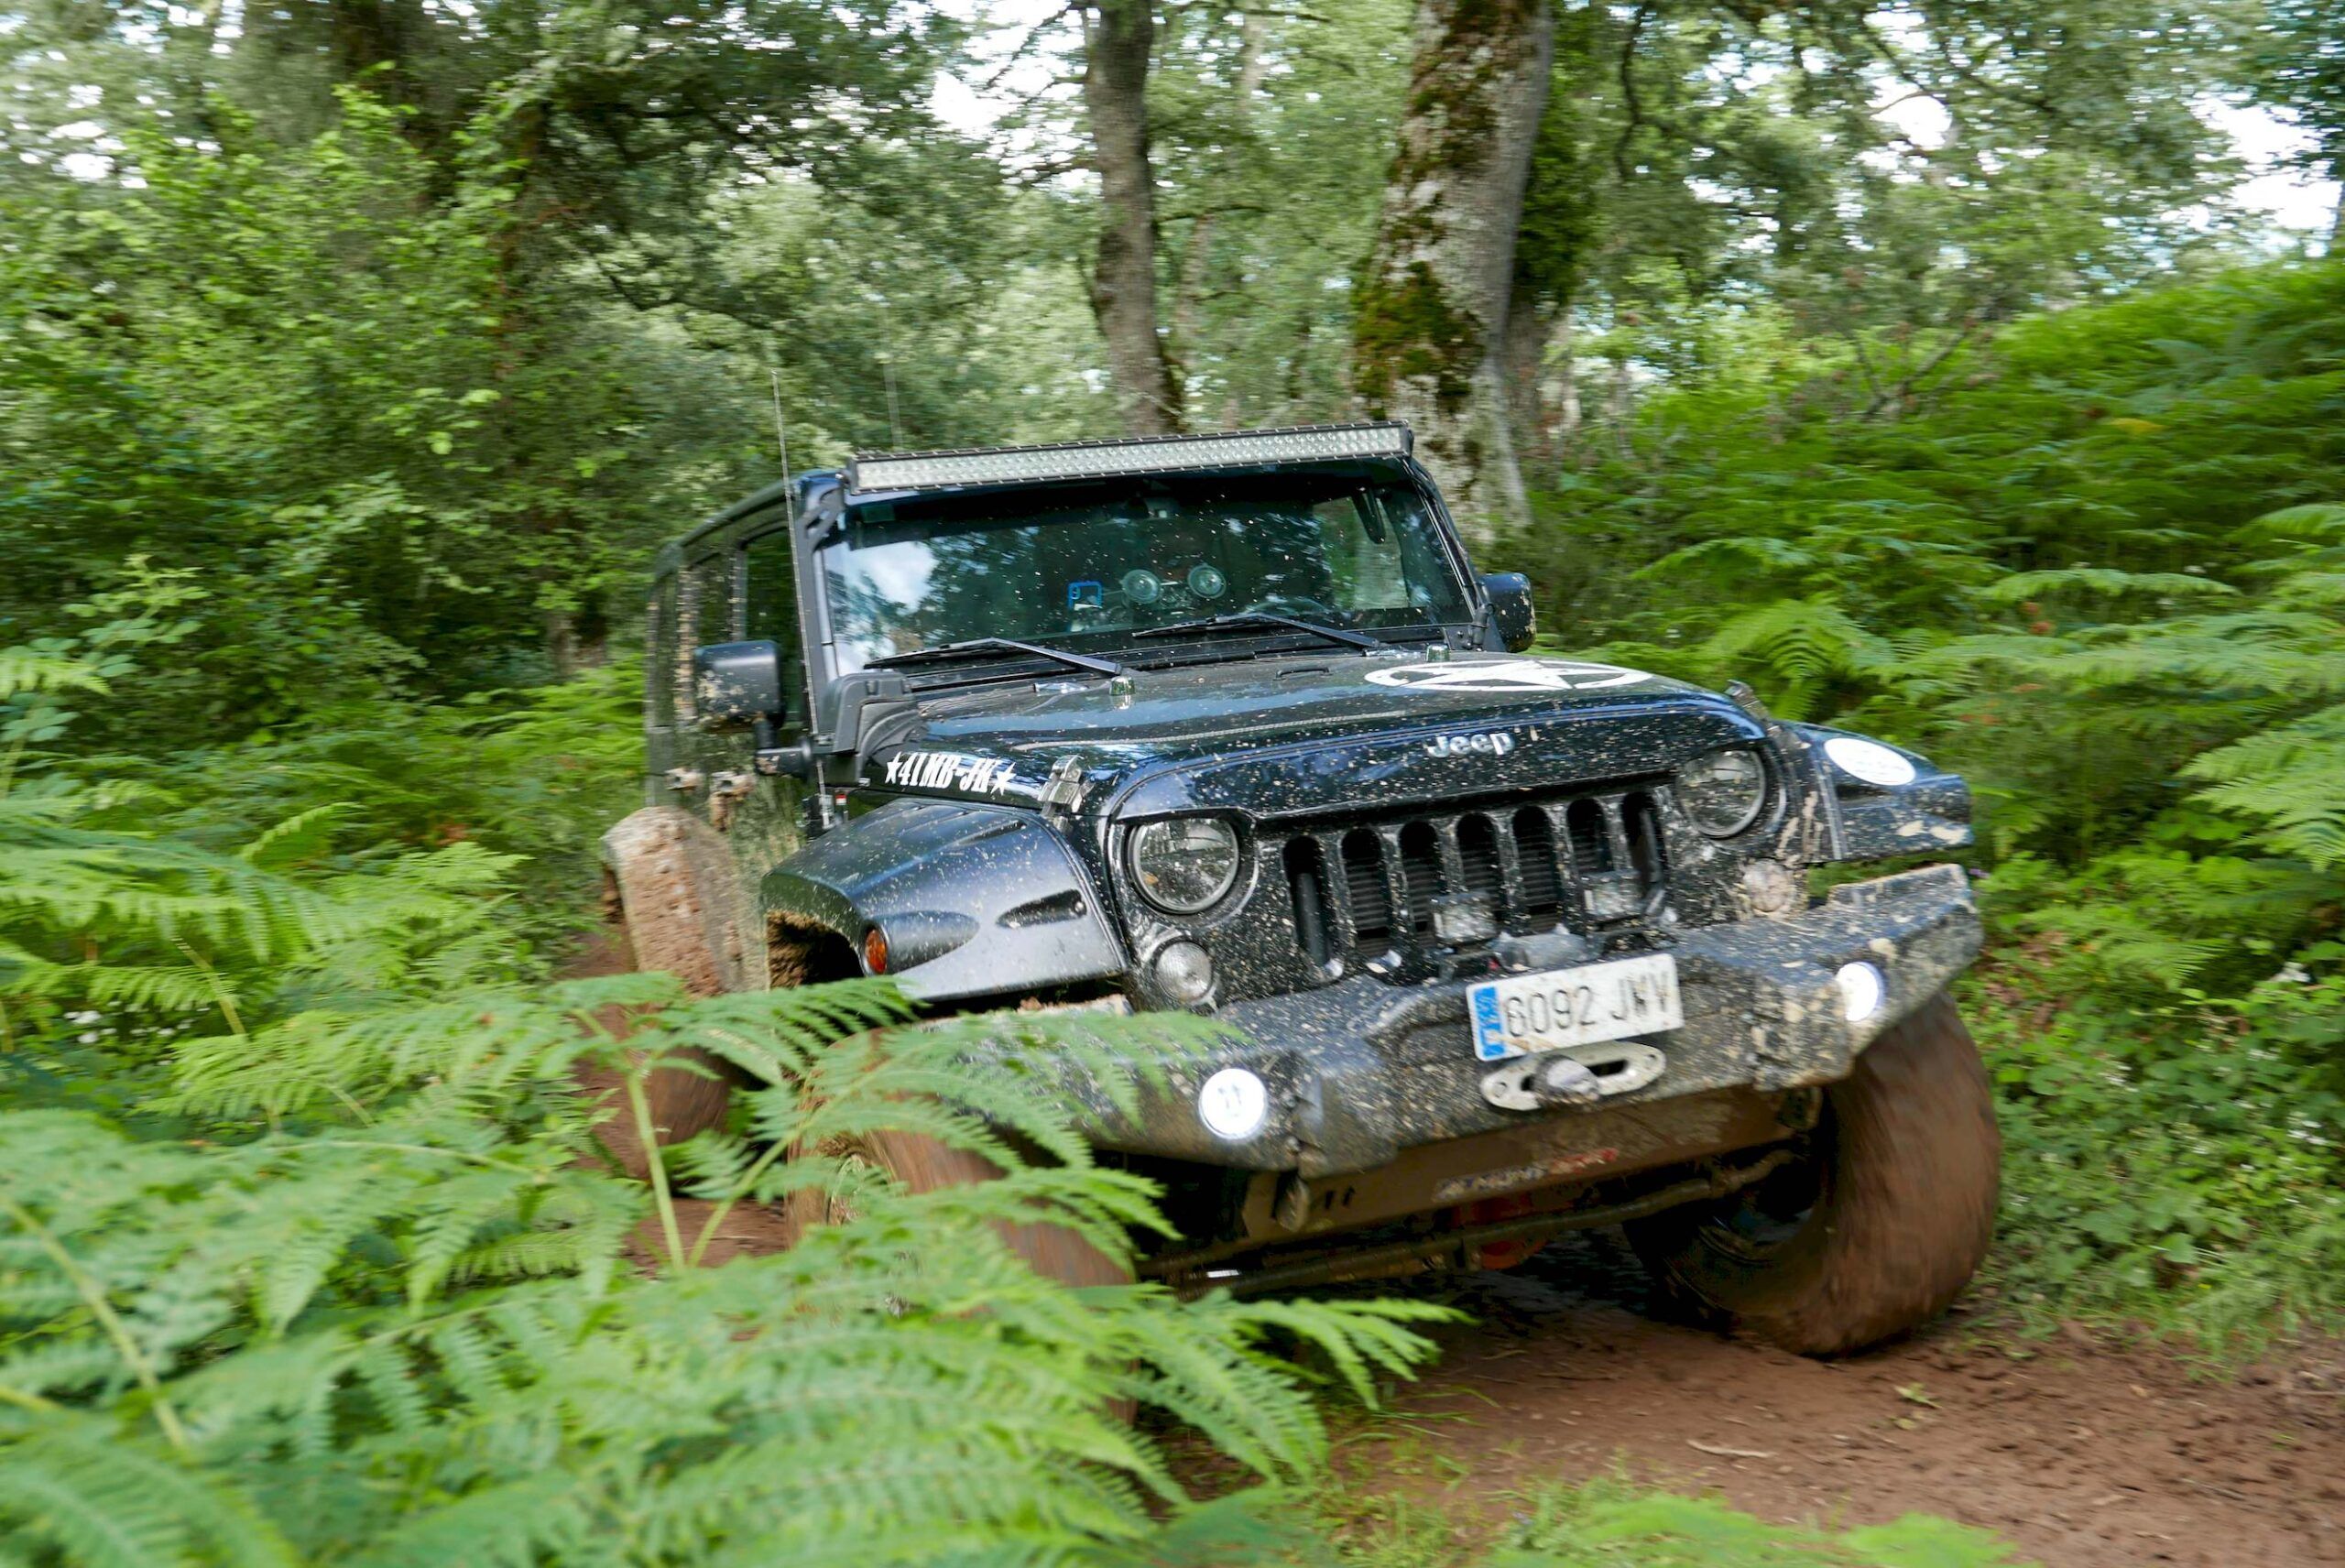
1480, 1052, 1604, 1111
1480, 1040, 1667, 1110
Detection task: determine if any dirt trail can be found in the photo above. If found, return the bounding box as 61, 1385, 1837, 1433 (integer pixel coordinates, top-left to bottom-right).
1372, 1232, 2344, 1567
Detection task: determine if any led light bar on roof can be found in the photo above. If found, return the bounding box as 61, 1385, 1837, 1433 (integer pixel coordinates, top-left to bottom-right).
846, 422, 1412, 493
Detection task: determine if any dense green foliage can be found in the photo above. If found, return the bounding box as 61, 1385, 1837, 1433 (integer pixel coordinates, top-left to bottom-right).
1502, 260, 2345, 1336
5, 0, 2344, 1557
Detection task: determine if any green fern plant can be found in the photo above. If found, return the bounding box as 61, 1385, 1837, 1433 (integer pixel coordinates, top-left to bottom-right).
0, 637, 1453, 1566
1, 977, 1450, 1566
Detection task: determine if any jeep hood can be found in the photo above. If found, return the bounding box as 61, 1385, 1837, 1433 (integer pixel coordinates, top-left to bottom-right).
857, 652, 1768, 819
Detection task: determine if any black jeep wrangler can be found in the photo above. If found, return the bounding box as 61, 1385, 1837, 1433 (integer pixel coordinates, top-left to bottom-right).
609, 422, 1998, 1354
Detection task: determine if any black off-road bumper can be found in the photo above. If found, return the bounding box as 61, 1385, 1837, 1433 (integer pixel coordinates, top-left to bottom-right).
1078, 863, 1980, 1178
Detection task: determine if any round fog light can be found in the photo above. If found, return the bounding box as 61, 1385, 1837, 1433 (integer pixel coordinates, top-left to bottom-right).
1197, 1067, 1269, 1141
1834, 960, 1886, 1023
1154, 939, 1215, 1005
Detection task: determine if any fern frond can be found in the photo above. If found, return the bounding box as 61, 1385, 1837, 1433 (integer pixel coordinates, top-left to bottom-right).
0, 1410, 297, 1568
0, 651, 111, 702
1977, 567, 2240, 604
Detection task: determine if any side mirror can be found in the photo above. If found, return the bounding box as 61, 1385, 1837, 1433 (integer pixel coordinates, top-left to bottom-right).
1481, 572, 1537, 652
692, 639, 785, 730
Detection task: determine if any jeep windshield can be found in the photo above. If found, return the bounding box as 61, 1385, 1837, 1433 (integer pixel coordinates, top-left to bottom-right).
821, 471, 1471, 675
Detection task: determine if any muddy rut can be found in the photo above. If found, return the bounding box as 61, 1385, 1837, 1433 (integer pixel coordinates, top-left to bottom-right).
1362, 1232, 2344, 1567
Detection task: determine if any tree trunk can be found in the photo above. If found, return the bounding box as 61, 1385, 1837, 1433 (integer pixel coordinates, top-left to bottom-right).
1501, 276, 1549, 472
543, 607, 579, 681
1553, 310, 1580, 457
1084, 0, 1182, 435
1353, 0, 1554, 540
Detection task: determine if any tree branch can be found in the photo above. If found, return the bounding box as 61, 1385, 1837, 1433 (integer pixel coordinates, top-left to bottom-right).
976, 2, 1085, 93
1613, 2, 1655, 183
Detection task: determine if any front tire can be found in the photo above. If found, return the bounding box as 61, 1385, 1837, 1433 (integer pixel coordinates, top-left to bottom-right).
1626, 992, 1999, 1355
574, 867, 737, 1181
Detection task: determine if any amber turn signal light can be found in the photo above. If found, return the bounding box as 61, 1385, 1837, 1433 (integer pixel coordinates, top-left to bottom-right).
862, 926, 889, 975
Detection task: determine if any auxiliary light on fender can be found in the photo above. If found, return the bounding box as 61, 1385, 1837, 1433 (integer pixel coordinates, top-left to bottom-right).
1197, 1067, 1269, 1141
1834, 960, 1886, 1023
1823, 735, 1918, 788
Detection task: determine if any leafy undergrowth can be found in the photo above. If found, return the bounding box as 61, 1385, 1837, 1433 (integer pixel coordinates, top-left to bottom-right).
3, 643, 1463, 1565
1965, 953, 2345, 1350
1314, 1479, 2030, 1568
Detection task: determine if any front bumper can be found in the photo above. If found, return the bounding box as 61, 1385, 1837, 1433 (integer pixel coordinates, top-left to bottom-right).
1078, 863, 1980, 1178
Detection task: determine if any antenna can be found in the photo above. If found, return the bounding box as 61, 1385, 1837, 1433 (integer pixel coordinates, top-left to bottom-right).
880, 298, 903, 450
765, 332, 792, 488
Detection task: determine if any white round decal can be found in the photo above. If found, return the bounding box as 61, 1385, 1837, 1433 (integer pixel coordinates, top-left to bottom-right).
1823, 735, 1918, 788
1365, 658, 1656, 695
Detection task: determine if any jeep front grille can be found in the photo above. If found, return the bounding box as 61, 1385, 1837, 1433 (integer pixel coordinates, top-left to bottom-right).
1277, 787, 1670, 961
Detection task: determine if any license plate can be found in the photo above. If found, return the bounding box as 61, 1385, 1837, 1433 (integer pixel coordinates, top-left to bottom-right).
1468, 953, 1683, 1062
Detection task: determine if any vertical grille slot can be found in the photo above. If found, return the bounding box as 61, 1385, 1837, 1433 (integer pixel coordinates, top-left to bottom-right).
1511, 808, 1562, 923
1624, 790, 1668, 889
1398, 821, 1445, 936
1456, 813, 1503, 927
1284, 837, 1333, 966
1565, 797, 1613, 877
1341, 831, 1391, 950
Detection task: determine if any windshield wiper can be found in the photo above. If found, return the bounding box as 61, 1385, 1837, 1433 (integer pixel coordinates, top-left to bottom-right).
1131, 612, 1389, 652
867, 637, 1128, 679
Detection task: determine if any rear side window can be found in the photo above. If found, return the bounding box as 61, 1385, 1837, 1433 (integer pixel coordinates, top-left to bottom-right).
743, 527, 806, 724
678, 554, 734, 723
649, 572, 679, 727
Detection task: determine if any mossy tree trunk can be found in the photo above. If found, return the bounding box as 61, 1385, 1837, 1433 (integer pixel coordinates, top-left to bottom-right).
1353, 0, 1554, 539
1084, 0, 1183, 436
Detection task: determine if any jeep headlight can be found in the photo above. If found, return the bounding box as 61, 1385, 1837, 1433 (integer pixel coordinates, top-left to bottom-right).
1128, 818, 1242, 914
1675, 746, 1769, 837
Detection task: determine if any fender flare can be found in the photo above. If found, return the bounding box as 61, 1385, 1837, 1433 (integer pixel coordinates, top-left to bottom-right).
762, 798, 1129, 1003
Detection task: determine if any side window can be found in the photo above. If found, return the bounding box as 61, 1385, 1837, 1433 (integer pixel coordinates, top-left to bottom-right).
677, 552, 734, 723
690, 553, 736, 645
649, 572, 678, 727
742, 527, 807, 725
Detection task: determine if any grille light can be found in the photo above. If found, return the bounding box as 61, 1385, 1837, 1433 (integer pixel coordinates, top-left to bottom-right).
848, 422, 1412, 493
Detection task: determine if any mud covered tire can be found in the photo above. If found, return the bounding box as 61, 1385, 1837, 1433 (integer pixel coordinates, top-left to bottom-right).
786, 1127, 1132, 1290
573, 870, 738, 1182
1625, 992, 2000, 1356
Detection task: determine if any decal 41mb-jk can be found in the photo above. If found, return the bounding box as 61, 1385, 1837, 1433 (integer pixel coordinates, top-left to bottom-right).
881, 750, 1023, 796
